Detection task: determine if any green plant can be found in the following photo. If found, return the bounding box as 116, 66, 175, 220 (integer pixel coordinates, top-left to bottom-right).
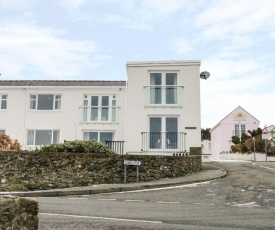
36, 140, 115, 154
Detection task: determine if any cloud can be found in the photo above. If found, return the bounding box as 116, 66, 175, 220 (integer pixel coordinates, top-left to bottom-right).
172, 37, 193, 54
0, 22, 99, 79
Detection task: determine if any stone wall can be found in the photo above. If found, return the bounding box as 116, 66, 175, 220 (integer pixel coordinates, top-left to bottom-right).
0, 195, 38, 230
0, 152, 202, 191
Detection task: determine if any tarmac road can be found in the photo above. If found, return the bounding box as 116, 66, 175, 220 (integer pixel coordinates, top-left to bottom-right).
38, 161, 275, 229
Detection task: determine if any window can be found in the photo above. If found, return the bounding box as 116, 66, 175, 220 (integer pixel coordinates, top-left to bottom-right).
150, 73, 177, 105
27, 130, 59, 146
0, 94, 7, 110
30, 94, 61, 110
82, 95, 117, 122
83, 131, 114, 143
0, 130, 5, 134
149, 117, 178, 149
234, 124, 246, 138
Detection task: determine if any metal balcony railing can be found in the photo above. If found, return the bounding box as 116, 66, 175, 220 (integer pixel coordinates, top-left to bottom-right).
105, 141, 125, 154
141, 132, 186, 152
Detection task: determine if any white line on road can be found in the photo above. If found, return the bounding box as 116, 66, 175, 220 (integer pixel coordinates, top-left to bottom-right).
157, 201, 180, 204
39, 213, 163, 224
68, 198, 88, 200
193, 203, 214, 206
260, 165, 275, 171
125, 199, 146, 202
97, 199, 117, 201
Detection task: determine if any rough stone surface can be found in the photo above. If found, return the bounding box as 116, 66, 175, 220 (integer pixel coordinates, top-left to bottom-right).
0, 195, 38, 230
0, 152, 202, 191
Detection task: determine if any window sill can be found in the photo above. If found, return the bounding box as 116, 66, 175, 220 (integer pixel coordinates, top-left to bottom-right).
145, 105, 182, 108
80, 122, 119, 124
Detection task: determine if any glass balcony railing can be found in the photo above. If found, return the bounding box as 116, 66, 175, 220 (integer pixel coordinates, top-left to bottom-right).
80, 106, 119, 123
144, 86, 183, 106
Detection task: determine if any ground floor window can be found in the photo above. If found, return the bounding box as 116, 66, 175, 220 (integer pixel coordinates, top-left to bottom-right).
0, 130, 5, 134
83, 131, 114, 143
27, 130, 59, 146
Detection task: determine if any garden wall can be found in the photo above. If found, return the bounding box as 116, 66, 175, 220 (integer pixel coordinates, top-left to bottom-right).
0, 152, 202, 191
0, 195, 38, 230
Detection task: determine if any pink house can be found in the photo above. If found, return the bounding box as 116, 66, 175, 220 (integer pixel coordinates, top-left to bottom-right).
210, 106, 260, 160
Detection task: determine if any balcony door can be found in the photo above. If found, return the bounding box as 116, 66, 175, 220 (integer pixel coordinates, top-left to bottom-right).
149, 117, 178, 150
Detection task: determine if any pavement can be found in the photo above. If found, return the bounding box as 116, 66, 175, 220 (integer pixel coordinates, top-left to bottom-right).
0, 163, 227, 197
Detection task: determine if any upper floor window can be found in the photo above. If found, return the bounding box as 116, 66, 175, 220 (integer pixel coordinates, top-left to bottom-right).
27, 129, 59, 146
30, 94, 61, 110
150, 72, 178, 105
0, 94, 7, 110
82, 95, 117, 122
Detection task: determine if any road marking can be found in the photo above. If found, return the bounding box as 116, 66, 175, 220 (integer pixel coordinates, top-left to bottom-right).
40, 213, 162, 224
125, 199, 146, 202
102, 181, 211, 195
157, 201, 180, 204
260, 165, 275, 171
97, 199, 117, 201
68, 198, 88, 200
193, 203, 214, 206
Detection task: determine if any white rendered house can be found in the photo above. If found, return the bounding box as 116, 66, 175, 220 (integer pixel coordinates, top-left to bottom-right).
0, 60, 203, 154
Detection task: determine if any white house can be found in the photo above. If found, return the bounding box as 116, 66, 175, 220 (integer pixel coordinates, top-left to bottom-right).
0, 60, 203, 155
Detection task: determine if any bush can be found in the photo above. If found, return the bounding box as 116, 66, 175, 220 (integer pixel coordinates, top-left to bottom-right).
36, 140, 115, 154
0, 133, 21, 151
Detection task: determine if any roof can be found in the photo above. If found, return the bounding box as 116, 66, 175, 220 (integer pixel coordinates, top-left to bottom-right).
0, 80, 126, 87
210, 106, 260, 132
126, 60, 201, 67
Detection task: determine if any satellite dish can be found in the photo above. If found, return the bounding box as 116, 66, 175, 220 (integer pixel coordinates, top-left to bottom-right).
200, 71, 210, 80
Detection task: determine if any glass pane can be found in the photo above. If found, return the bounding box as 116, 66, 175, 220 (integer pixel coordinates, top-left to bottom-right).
149, 117, 161, 149
30, 100, 36, 109
89, 132, 98, 141
100, 132, 113, 143
37, 95, 54, 110
2, 95, 7, 99
166, 73, 177, 85
150, 73, 161, 85
54, 95, 61, 109
1, 101, 7, 109
91, 96, 98, 106
83, 132, 90, 140
166, 87, 177, 104
150, 87, 162, 104
166, 118, 178, 149
27, 130, 34, 145
102, 96, 109, 106
91, 108, 98, 121
53, 131, 59, 144
35, 130, 52, 145
101, 108, 109, 121
0, 130, 5, 134
83, 100, 88, 122
112, 100, 116, 122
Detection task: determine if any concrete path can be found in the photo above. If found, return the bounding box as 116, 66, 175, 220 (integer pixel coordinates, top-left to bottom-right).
0, 163, 226, 197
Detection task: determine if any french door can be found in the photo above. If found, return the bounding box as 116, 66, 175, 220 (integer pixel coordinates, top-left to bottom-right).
149, 117, 178, 150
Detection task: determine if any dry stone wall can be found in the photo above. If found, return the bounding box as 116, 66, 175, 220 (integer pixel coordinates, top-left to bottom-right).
0, 195, 38, 230
0, 152, 202, 191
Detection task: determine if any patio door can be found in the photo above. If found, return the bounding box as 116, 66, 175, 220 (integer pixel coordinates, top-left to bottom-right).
149, 117, 178, 150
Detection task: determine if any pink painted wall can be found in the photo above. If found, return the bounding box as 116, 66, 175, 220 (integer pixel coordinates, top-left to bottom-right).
210, 106, 260, 160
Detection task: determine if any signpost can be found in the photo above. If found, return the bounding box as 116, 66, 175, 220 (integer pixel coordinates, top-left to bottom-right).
262, 128, 269, 162
124, 160, 141, 183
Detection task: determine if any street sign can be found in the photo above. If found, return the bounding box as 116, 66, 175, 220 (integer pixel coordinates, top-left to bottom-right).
262, 128, 269, 140
124, 160, 141, 166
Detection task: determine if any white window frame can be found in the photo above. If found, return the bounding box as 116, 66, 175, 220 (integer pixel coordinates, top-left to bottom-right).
29, 94, 62, 111
234, 124, 246, 139
83, 95, 117, 123
148, 72, 179, 105
83, 131, 114, 143
0, 94, 8, 110
26, 129, 60, 146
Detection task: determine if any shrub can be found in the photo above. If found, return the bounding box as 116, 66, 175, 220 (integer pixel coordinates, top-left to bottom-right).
36, 140, 115, 154
0, 133, 21, 151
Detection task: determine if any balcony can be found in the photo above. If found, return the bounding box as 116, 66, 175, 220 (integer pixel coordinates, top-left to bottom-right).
80, 106, 119, 123
144, 86, 183, 106
141, 132, 186, 152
